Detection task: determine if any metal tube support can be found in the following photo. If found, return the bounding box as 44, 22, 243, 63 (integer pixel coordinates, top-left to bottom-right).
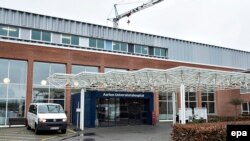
80, 88, 85, 130
172, 92, 176, 124
180, 84, 186, 124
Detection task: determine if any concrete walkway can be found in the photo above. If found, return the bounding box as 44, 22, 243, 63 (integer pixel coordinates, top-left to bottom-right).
61, 122, 172, 141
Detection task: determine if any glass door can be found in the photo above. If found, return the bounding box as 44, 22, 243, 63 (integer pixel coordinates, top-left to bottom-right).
159, 92, 174, 121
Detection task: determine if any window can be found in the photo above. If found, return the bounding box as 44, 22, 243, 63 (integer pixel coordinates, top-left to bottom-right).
134, 45, 148, 55
72, 65, 99, 74
0, 25, 19, 38
89, 38, 104, 49
113, 42, 127, 52
240, 88, 250, 94
31, 30, 51, 42
0, 59, 27, 125
159, 92, 175, 120
202, 91, 216, 114
104, 68, 127, 73
154, 48, 167, 57
62, 34, 79, 45
33, 62, 66, 108
185, 92, 197, 108
242, 102, 250, 114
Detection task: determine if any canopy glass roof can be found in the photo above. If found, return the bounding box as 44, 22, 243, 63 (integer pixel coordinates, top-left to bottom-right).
48, 66, 250, 92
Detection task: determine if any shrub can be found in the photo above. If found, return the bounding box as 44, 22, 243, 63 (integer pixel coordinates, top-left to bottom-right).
171, 121, 250, 141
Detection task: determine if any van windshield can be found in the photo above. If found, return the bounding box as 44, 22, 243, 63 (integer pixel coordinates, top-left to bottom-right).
38, 105, 64, 113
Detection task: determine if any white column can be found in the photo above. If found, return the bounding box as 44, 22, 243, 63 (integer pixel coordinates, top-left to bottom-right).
172, 92, 176, 124
80, 88, 85, 130
180, 84, 186, 124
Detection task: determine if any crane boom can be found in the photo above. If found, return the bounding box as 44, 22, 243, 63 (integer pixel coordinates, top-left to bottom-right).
109, 0, 164, 28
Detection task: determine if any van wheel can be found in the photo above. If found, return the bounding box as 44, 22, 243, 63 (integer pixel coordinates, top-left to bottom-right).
27, 125, 31, 130
35, 124, 39, 135
61, 129, 66, 134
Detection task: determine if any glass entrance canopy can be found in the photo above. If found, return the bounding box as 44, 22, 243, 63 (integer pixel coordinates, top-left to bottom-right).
48, 66, 250, 92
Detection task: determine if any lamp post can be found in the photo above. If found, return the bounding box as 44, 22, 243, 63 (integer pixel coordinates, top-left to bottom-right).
3, 78, 10, 126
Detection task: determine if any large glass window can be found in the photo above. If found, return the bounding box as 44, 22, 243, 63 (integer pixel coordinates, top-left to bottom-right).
104, 68, 128, 73
113, 42, 127, 52
72, 65, 99, 74
89, 38, 104, 49
202, 91, 216, 114
159, 92, 175, 120
185, 92, 197, 108
242, 102, 250, 114
154, 48, 167, 57
240, 88, 250, 94
0, 25, 19, 38
62, 34, 79, 45
33, 62, 66, 108
134, 45, 148, 55
31, 30, 51, 42
0, 59, 27, 125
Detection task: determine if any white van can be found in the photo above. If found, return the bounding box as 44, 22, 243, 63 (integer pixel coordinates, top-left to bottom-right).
26, 103, 67, 134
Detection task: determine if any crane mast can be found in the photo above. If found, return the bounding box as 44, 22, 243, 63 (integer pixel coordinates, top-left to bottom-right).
108, 0, 164, 28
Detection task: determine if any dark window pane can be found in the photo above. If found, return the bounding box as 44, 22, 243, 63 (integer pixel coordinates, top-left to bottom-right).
31, 30, 41, 40
159, 93, 167, 100
97, 39, 104, 49
159, 101, 167, 120
0, 99, 7, 125
71, 36, 79, 45
202, 93, 207, 101
42, 31, 51, 42
32, 88, 49, 102
189, 102, 197, 108
8, 27, 19, 37
62, 35, 71, 44
208, 102, 215, 113
208, 93, 214, 101
242, 103, 248, 111
48, 99, 65, 109
49, 88, 65, 99
0, 25, 8, 36
7, 99, 25, 118
202, 102, 207, 108
89, 38, 96, 47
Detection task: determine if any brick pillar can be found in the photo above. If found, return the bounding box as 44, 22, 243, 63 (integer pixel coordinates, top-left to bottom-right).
197, 90, 202, 107
99, 66, 104, 73
25, 59, 33, 117
65, 63, 72, 123
154, 92, 159, 118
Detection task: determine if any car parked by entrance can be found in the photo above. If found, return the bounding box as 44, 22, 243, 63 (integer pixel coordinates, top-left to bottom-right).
26, 103, 67, 134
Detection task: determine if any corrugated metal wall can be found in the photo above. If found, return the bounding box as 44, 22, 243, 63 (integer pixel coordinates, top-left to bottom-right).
0, 7, 249, 69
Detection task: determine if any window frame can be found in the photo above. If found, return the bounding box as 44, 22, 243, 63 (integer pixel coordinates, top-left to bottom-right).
112, 41, 128, 52
154, 48, 167, 57
61, 34, 79, 46
201, 91, 216, 114
0, 25, 19, 38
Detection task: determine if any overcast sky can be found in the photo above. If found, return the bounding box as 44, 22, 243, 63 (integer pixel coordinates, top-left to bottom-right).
1, 0, 249, 52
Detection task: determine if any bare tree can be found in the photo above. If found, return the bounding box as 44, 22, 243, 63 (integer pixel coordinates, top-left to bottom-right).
229, 98, 243, 118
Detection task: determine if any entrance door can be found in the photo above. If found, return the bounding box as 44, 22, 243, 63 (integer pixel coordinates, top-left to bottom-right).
96, 98, 149, 127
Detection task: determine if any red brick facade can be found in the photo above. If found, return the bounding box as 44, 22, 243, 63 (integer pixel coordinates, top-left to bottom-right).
0, 41, 247, 121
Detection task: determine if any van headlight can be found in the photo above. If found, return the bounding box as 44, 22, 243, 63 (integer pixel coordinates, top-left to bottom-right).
62, 118, 67, 122
39, 118, 46, 123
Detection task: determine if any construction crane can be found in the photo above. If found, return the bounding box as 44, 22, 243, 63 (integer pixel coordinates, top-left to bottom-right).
108, 0, 164, 28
